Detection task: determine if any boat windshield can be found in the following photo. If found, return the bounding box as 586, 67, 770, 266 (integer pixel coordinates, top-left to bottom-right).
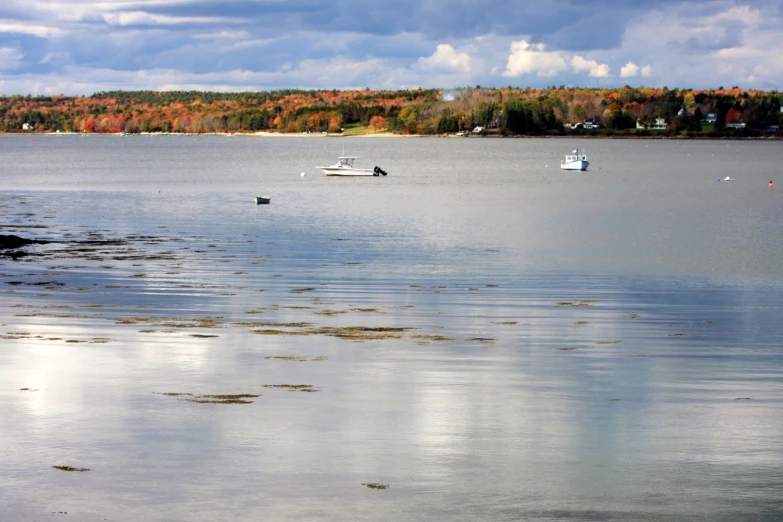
338, 157, 356, 167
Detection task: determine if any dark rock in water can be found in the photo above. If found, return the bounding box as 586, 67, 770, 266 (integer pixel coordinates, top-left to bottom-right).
0, 234, 45, 250
0, 235, 47, 258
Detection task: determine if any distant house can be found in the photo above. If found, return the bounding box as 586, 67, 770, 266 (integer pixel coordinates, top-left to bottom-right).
705, 113, 717, 123
636, 118, 667, 130
726, 122, 746, 129
677, 107, 691, 117
22, 123, 33, 131
569, 119, 602, 130
765, 125, 779, 133
471, 126, 486, 133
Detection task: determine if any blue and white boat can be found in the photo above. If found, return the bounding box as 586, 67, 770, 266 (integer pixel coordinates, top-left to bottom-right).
561, 148, 589, 171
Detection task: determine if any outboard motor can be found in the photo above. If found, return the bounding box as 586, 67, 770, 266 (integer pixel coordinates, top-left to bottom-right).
373, 166, 388, 176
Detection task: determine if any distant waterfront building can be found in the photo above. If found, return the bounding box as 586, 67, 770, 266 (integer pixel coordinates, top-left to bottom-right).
677, 107, 691, 117
636, 118, 667, 130
705, 113, 717, 123
569, 119, 602, 130
22, 123, 33, 131
726, 122, 746, 129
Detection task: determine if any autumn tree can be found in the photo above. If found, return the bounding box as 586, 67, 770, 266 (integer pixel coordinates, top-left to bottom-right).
327, 111, 343, 132
369, 115, 386, 132
307, 113, 326, 132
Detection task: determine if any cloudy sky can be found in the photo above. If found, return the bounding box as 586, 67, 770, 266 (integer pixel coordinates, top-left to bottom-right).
0, 0, 781, 95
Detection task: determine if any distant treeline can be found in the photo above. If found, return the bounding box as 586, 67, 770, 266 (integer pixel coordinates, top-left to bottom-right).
2, 86, 781, 136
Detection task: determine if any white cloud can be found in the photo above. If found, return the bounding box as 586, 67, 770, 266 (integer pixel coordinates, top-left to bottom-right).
39, 52, 73, 65
414, 44, 471, 73
0, 21, 66, 38
571, 55, 596, 73
0, 52, 478, 95
589, 63, 610, 78
9, 0, 202, 22
618, 3, 783, 87
193, 30, 251, 40
620, 62, 639, 78
504, 41, 611, 79
571, 55, 610, 77
0, 47, 24, 71
102, 11, 237, 26
503, 40, 568, 77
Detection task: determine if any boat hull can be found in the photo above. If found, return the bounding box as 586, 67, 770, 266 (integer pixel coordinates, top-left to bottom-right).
319, 168, 376, 176
561, 160, 589, 171
255, 196, 271, 204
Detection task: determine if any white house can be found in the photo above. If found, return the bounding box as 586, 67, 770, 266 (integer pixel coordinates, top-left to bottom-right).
22, 123, 33, 131
636, 118, 667, 129
677, 107, 691, 117
726, 122, 746, 129
705, 113, 717, 123
471, 126, 486, 133
570, 119, 602, 129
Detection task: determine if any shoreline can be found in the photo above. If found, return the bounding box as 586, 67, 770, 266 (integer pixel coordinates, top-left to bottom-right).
1, 130, 780, 140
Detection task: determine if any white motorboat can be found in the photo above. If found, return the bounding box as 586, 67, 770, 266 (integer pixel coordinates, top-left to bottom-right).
317, 156, 387, 176
561, 148, 589, 171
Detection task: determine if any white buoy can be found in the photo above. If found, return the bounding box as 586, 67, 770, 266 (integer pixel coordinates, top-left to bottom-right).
301, 172, 306, 177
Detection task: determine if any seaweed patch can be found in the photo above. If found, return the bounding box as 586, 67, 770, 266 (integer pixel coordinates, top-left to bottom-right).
262, 384, 320, 392
52, 465, 91, 472
158, 392, 259, 404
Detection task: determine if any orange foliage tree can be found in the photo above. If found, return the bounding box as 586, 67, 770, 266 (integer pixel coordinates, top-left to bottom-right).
369, 115, 386, 132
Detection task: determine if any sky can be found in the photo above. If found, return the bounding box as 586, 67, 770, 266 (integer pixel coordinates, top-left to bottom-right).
0, 0, 781, 95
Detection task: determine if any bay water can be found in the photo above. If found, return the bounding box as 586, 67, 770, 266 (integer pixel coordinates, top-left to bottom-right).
1, 135, 782, 521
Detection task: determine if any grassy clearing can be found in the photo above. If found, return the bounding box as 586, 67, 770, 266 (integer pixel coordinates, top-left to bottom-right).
340, 123, 390, 136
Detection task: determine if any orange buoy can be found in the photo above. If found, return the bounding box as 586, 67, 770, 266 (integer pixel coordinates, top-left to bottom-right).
770, 181, 775, 188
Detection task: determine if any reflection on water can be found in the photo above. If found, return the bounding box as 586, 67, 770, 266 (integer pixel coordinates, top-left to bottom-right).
0, 137, 782, 520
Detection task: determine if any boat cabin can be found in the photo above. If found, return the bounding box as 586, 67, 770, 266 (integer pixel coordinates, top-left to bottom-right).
562, 151, 587, 164
336, 156, 357, 168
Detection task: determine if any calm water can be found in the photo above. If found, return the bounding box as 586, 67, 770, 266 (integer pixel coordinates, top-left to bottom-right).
0, 135, 782, 521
